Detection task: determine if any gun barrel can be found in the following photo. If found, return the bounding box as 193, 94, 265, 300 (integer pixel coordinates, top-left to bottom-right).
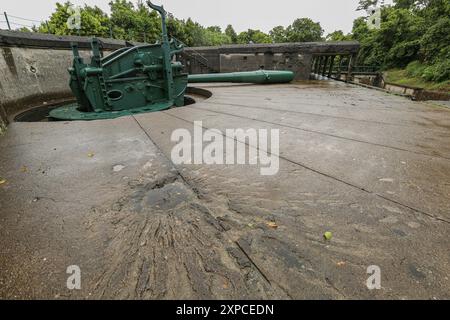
187, 70, 294, 84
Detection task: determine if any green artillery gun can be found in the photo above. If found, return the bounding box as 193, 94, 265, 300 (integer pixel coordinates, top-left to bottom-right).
49, 1, 294, 121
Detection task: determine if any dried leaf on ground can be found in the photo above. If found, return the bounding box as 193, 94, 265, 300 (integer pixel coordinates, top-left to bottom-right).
266, 221, 278, 229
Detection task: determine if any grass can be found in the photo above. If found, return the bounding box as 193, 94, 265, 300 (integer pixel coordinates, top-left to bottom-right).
384, 64, 450, 92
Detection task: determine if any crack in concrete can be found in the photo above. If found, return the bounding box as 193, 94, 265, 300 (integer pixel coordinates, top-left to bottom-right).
162, 111, 450, 225
193, 105, 450, 161
207, 101, 450, 134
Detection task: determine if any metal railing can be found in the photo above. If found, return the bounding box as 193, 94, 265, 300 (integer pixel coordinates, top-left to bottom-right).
170, 36, 218, 73
335, 65, 381, 74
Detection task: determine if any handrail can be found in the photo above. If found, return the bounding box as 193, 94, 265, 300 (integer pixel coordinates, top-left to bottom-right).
170, 36, 210, 65
336, 65, 381, 73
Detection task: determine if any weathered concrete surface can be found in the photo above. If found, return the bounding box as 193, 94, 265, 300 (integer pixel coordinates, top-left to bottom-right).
0, 81, 449, 299
0, 47, 95, 122
0, 115, 6, 134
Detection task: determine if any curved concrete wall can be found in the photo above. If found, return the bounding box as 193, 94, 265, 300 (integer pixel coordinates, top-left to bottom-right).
0, 47, 90, 118
0, 31, 131, 127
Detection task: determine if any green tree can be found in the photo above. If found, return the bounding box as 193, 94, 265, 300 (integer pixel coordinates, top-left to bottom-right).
353, 0, 449, 83
285, 18, 323, 42
137, 1, 161, 43
393, 0, 417, 9
80, 5, 110, 37
109, 0, 142, 41
183, 18, 204, 46
207, 26, 222, 33
38, 2, 72, 35
416, 0, 450, 23
269, 26, 287, 43
38, 2, 110, 37
203, 29, 232, 46
237, 29, 271, 44
381, 8, 425, 67
326, 30, 351, 41
420, 17, 450, 63
357, 0, 379, 10
167, 16, 190, 44
225, 25, 238, 43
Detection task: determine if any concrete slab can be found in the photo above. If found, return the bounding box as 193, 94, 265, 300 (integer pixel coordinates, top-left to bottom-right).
0, 81, 449, 299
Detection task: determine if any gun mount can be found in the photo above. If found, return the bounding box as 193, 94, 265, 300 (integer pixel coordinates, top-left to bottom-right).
49, 1, 294, 121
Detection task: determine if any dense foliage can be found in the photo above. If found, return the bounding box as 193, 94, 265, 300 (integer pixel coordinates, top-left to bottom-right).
22, 0, 449, 83
31, 1, 324, 46
351, 0, 449, 83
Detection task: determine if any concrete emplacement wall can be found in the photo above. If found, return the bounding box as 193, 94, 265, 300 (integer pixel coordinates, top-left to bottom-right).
0, 30, 360, 130
180, 42, 360, 80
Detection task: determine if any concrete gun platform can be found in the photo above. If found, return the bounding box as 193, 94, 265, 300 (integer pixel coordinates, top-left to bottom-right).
0, 80, 449, 299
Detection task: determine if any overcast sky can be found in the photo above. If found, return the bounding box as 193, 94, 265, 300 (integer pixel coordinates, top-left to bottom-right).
0, 0, 393, 34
